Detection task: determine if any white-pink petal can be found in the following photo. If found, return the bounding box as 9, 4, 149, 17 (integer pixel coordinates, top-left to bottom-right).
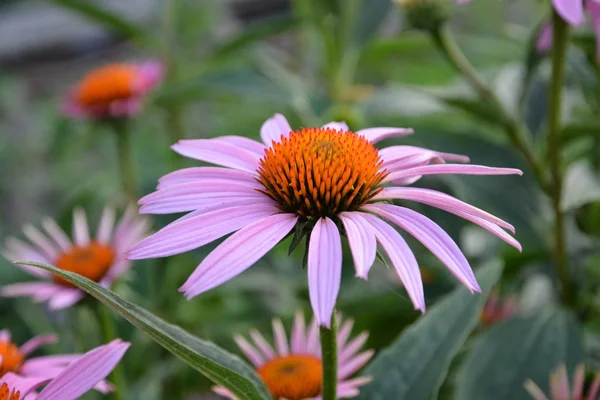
323, 121, 350, 131
157, 167, 257, 189
260, 113, 293, 145
272, 318, 289, 356
172, 140, 260, 174
41, 218, 72, 252
72, 208, 90, 246
214, 136, 266, 156
357, 127, 414, 143
234, 335, 265, 367
339, 212, 377, 279
308, 217, 343, 328
384, 164, 523, 184
19, 334, 58, 356
22, 225, 59, 260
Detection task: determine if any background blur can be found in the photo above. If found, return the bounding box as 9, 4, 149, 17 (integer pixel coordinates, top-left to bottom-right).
2, 0, 598, 399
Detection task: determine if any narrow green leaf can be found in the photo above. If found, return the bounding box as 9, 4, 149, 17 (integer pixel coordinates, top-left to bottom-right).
561, 123, 600, 145
50, 0, 145, 40
355, 262, 503, 400
288, 221, 309, 256
455, 309, 583, 400
18, 261, 272, 400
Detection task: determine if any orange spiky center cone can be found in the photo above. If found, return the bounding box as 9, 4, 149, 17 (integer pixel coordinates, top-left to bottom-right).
0, 341, 24, 377
257, 354, 323, 400
0, 383, 20, 400
54, 242, 115, 287
257, 127, 387, 219
75, 64, 138, 106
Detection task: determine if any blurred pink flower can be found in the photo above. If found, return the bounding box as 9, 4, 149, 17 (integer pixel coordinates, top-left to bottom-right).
0, 339, 129, 400
525, 364, 600, 400
128, 113, 522, 327
63, 61, 163, 119
479, 291, 518, 326
1, 207, 149, 310
213, 312, 373, 400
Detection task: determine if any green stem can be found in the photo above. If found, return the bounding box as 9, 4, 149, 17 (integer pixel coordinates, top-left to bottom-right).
547, 10, 572, 306
94, 305, 128, 400
320, 313, 338, 400
430, 25, 551, 193
111, 121, 137, 202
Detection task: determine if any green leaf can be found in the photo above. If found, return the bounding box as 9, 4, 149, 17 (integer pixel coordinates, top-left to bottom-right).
517, 17, 549, 119
562, 160, 600, 212
437, 96, 511, 129
455, 309, 583, 400
50, 0, 146, 40
19, 261, 272, 400
349, 0, 392, 47
355, 262, 503, 400
561, 122, 600, 145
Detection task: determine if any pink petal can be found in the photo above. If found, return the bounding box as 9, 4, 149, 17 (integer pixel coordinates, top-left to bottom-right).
339, 332, 369, 364
96, 207, 116, 245
364, 204, 480, 292
22, 225, 59, 260
157, 167, 257, 189
572, 365, 585, 399
323, 121, 350, 131
337, 376, 373, 398
272, 318, 289, 356
0, 373, 50, 398
1, 282, 62, 301
215, 136, 266, 156
357, 127, 414, 143
305, 317, 320, 355
249, 330, 276, 360
552, 0, 585, 26
361, 213, 425, 312
536, 21, 553, 53
374, 187, 515, 232
453, 210, 522, 251
260, 113, 293, 145
212, 386, 235, 399
128, 203, 279, 259
139, 196, 267, 216
338, 350, 375, 380
384, 164, 523, 184
551, 365, 570, 399
4, 238, 52, 277
291, 311, 307, 353
0, 330, 10, 341
180, 213, 297, 298
234, 335, 264, 367
379, 145, 470, 166
337, 318, 354, 349
308, 217, 343, 328
72, 208, 90, 246
36, 340, 130, 400
19, 334, 58, 356
48, 289, 85, 310
587, 373, 600, 400
133, 60, 164, 93
41, 218, 72, 252
172, 140, 260, 174
339, 212, 377, 279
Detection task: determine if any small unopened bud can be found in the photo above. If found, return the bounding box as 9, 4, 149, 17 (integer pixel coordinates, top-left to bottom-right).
394, 0, 449, 32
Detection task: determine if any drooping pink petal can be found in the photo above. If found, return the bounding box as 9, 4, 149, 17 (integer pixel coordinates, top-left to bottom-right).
72, 208, 90, 247
379, 145, 470, 166
172, 140, 260, 174
41, 218, 72, 252
180, 213, 297, 298
364, 204, 480, 293
308, 217, 343, 328
157, 167, 257, 189
214, 136, 267, 156
96, 207, 116, 245
260, 113, 293, 145
19, 334, 58, 356
373, 187, 515, 232
357, 127, 414, 143
361, 213, 425, 312
249, 330, 276, 360
323, 121, 350, 131
128, 204, 279, 259
36, 340, 130, 400
451, 210, 522, 251
383, 164, 523, 184
22, 225, 59, 260
552, 0, 585, 26
339, 212, 377, 279
291, 311, 307, 354
272, 318, 289, 356
233, 335, 265, 367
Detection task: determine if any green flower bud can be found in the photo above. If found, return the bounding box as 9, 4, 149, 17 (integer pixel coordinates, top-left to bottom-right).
394, 0, 449, 32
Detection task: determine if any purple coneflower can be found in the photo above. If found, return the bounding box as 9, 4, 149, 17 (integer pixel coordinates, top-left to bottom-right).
0, 339, 129, 400
1, 207, 149, 309
128, 114, 521, 326
525, 364, 600, 400
214, 312, 373, 400
63, 61, 163, 119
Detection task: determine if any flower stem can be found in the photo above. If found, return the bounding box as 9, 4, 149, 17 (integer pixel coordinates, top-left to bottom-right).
111, 120, 137, 202
430, 25, 551, 193
547, 10, 572, 306
94, 304, 128, 400
320, 313, 338, 400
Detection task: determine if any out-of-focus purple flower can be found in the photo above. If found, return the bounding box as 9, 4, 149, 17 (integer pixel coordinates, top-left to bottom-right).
525, 364, 600, 400
63, 61, 163, 120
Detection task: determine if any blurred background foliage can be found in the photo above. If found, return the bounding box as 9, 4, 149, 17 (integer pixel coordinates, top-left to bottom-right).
1, 0, 599, 399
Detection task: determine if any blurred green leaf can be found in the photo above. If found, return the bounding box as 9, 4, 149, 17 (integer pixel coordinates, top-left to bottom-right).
50, 0, 146, 40
456, 309, 583, 400
355, 262, 502, 400
517, 18, 549, 118
437, 96, 510, 129
561, 122, 600, 145
562, 160, 600, 212
21, 261, 272, 400
350, 0, 392, 47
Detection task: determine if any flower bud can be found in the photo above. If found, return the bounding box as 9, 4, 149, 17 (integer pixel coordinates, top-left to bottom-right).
394, 0, 449, 32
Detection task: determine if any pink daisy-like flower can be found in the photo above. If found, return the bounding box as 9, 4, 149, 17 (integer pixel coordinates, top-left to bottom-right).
214, 312, 373, 400
63, 61, 163, 119
0, 339, 129, 400
128, 113, 522, 327
525, 364, 600, 400
1, 207, 149, 310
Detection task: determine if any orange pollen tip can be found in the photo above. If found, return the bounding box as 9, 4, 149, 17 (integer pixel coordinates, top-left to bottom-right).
257, 127, 387, 219
75, 64, 139, 106
0, 341, 24, 377
54, 241, 115, 287
0, 383, 21, 400
257, 354, 323, 400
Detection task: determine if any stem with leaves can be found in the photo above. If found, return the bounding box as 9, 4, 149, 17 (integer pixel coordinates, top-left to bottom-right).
320, 313, 338, 400
547, 10, 572, 306
430, 25, 550, 193
110, 120, 137, 202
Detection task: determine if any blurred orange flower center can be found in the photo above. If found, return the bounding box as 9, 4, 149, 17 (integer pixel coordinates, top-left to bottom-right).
75, 64, 138, 106
257, 354, 323, 400
54, 242, 115, 286
257, 128, 387, 219
0, 341, 24, 377
0, 383, 21, 400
